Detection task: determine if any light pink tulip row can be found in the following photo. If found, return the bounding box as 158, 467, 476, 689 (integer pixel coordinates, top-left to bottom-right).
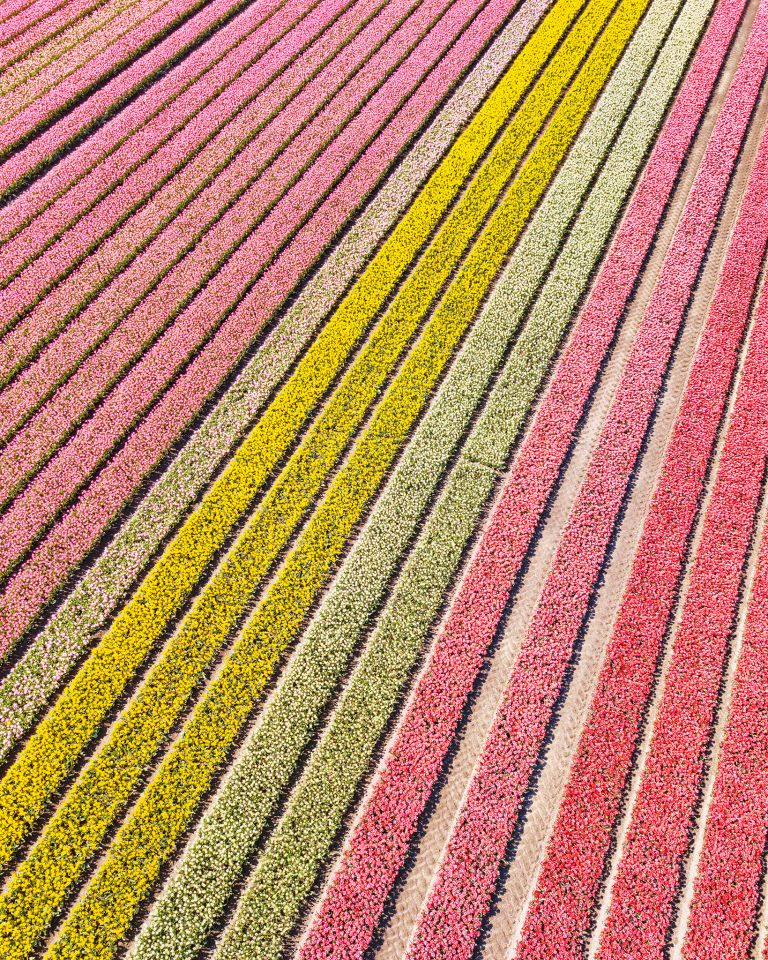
0, 0, 518, 655
682, 418, 768, 960
0, 0, 323, 312
0, 0, 281, 204
0, 0, 318, 271
1, 0, 171, 107
0, 0, 70, 36
404, 5, 768, 954
0, 0, 105, 69
0, 0, 399, 450
593, 142, 768, 960
0, 0, 460, 528
517, 75, 768, 960
296, 0, 757, 952
2, 0, 249, 156
0, 0, 181, 133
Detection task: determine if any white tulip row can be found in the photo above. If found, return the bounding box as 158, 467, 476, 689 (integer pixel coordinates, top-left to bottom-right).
131, 0, 712, 953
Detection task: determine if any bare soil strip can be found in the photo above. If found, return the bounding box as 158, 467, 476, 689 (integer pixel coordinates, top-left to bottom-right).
362, 2, 768, 951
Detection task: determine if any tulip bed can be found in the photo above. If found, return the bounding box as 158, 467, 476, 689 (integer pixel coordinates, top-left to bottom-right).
0, 0, 569, 649
0, 0, 632, 950
2, 0, 768, 954
517, 38, 768, 954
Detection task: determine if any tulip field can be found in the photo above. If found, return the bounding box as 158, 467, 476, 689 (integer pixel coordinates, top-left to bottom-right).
1, 0, 768, 953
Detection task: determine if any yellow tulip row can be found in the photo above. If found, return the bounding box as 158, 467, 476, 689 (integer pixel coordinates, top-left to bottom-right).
41, 2, 650, 958
0, 0, 581, 878
0, 0, 598, 956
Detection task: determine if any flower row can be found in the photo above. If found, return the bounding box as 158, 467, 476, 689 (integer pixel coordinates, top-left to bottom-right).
0, 0, 269, 205
0, 0, 453, 504
0, 0, 398, 342
0, 3, 582, 949
1, 0, 218, 160
1, 0, 153, 106
517, 9, 768, 951
26, 44, 600, 950
0, 0, 535, 651
299, 0, 738, 948
212, 0, 693, 949
406, 9, 768, 954
683, 398, 768, 959
0, 0, 548, 764
132, 0, 695, 952
0, 13, 534, 852
0, 0, 108, 71
597, 120, 768, 956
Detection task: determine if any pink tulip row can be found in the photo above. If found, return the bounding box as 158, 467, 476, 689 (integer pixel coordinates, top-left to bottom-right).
404, 5, 768, 953
0, 0, 217, 157
593, 142, 768, 960
1, 0, 172, 109
682, 422, 768, 959
0, 0, 276, 205
296, 0, 756, 951
0, 0, 418, 479
0, 0, 388, 444
517, 63, 768, 960
0, 0, 464, 539
0, 0, 518, 656
0, 0, 339, 325
0, 0, 547, 762
0, 0, 105, 70
0, 0, 71, 39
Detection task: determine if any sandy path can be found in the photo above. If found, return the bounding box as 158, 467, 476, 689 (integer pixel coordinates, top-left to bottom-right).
362, 0, 768, 951
585, 41, 768, 957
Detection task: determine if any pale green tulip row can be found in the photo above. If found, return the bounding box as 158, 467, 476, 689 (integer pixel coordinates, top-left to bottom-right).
209, 0, 716, 952
0, 0, 556, 768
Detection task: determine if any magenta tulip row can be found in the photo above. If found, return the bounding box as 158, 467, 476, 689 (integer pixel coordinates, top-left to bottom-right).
297, 0, 757, 952
0, 0, 518, 655
518, 67, 768, 960
1, 0, 231, 159
0, 0, 352, 326
0, 0, 73, 45
0, 0, 105, 70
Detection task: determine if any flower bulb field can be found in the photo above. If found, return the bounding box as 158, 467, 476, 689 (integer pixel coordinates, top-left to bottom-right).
1, 0, 768, 954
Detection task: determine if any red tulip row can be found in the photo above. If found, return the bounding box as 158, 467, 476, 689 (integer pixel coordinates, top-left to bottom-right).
0, 0, 353, 331
682, 423, 768, 959
0, 0, 231, 160
518, 68, 768, 960
0, 0, 278, 204
594, 141, 768, 959
405, 5, 768, 952
0, 0, 519, 654
296, 0, 751, 951
0, 0, 426, 489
